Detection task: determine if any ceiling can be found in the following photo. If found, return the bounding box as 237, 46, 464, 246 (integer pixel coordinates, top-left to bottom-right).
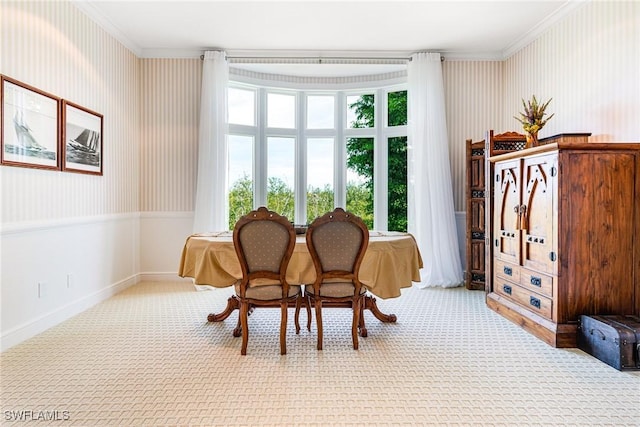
74, 0, 586, 60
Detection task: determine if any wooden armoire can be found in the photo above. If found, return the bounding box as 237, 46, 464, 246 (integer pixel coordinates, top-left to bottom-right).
465, 131, 525, 290
486, 134, 640, 347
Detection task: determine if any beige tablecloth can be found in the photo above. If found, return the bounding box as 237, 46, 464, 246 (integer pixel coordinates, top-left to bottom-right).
178, 231, 423, 299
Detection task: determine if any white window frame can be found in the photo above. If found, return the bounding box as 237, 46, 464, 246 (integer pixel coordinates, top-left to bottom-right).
228, 82, 407, 230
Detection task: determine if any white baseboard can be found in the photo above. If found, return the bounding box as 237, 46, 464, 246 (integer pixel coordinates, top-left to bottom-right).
1, 275, 138, 352
138, 272, 193, 283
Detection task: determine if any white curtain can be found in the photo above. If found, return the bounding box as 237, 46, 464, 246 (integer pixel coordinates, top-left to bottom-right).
407, 52, 463, 288
193, 51, 229, 233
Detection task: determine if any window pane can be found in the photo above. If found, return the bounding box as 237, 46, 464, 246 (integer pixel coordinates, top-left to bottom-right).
267, 137, 295, 221
346, 137, 373, 229
307, 138, 334, 224
228, 88, 255, 126
388, 90, 407, 127
388, 136, 408, 232
307, 95, 334, 129
228, 135, 254, 229
267, 93, 295, 128
347, 94, 374, 129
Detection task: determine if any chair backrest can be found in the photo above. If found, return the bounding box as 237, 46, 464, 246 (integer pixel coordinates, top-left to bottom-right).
233, 207, 296, 285
306, 208, 369, 277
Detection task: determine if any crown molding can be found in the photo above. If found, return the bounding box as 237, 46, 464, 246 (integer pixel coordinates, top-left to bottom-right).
140, 49, 204, 59
71, 0, 143, 57
502, 0, 590, 59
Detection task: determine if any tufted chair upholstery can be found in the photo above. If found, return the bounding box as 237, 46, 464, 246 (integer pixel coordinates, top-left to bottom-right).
233, 207, 301, 355
303, 208, 369, 350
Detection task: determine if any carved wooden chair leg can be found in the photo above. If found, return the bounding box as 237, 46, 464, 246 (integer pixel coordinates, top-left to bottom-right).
280, 302, 287, 355
294, 295, 302, 334
240, 301, 250, 355
352, 297, 361, 350
233, 309, 243, 337
306, 294, 312, 331
315, 299, 323, 350
358, 298, 367, 337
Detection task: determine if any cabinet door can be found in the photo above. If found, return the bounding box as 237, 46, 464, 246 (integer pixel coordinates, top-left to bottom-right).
521, 153, 558, 274
493, 159, 521, 265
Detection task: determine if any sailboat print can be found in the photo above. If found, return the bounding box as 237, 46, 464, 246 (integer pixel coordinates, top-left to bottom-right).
13, 110, 46, 151
68, 128, 100, 154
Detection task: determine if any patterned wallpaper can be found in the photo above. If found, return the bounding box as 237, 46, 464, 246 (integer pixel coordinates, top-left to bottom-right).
140, 59, 201, 212
502, 1, 639, 143
1, 1, 140, 223
2, 1, 637, 219
443, 60, 504, 211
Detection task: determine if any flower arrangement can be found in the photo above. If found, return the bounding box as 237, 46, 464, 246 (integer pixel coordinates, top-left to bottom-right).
514, 96, 554, 145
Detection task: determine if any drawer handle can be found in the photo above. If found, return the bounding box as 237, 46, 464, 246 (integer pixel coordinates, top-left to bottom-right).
503, 285, 512, 295
529, 296, 541, 309
503, 266, 512, 276
530, 276, 542, 287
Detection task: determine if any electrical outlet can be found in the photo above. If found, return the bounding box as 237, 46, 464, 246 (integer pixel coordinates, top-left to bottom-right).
38, 282, 48, 298
67, 273, 73, 289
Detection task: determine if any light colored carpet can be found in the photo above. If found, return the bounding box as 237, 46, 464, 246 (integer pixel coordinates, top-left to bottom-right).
1, 281, 638, 426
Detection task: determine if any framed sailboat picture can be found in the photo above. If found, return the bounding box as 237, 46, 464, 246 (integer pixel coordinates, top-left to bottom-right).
1, 75, 61, 170
62, 100, 103, 175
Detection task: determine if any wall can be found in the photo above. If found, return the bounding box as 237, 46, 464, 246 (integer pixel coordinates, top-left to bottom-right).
0, 2, 140, 350
502, 1, 639, 142
138, 59, 200, 276
443, 60, 504, 211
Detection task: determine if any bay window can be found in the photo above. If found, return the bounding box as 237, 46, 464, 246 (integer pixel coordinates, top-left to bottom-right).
227, 82, 407, 231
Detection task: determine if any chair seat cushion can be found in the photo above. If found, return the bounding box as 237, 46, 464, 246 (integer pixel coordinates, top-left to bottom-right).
235, 282, 301, 300
306, 282, 367, 298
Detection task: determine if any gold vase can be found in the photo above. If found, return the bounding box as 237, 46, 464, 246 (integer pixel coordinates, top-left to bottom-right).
525, 131, 538, 149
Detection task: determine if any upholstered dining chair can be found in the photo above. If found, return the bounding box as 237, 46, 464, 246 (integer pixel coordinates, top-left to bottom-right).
232, 207, 302, 355
303, 207, 369, 350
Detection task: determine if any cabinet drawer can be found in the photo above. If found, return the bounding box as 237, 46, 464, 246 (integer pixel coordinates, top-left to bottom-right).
494, 280, 553, 320
519, 268, 553, 298
495, 259, 520, 282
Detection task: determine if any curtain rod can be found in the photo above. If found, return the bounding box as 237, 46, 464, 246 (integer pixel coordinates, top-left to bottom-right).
227, 56, 411, 61
199, 55, 445, 62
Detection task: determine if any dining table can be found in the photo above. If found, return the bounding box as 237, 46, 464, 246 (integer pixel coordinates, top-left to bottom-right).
178, 230, 423, 334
